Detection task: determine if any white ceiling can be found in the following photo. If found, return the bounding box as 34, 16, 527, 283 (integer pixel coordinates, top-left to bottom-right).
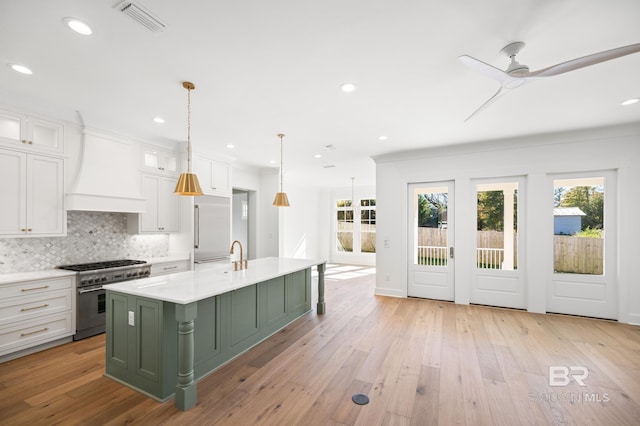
1, 0, 639, 188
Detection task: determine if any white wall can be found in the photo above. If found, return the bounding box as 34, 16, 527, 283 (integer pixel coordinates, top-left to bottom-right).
279, 183, 330, 261
232, 191, 249, 258
373, 123, 640, 324
233, 164, 329, 261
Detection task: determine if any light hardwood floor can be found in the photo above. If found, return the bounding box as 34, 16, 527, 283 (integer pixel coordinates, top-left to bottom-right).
1, 265, 640, 425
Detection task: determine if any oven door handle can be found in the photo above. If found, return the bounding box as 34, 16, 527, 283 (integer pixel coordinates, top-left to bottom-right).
78, 286, 104, 294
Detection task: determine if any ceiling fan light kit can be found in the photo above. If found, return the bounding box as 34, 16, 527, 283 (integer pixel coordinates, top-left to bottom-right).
459, 41, 640, 121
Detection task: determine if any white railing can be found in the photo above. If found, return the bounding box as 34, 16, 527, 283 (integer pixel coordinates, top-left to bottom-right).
417, 246, 506, 269
417, 246, 448, 266
476, 248, 504, 269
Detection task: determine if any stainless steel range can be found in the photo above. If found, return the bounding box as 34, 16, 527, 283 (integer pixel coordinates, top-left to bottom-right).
57, 259, 151, 340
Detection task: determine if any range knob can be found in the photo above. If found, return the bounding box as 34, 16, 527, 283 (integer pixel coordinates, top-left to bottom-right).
87, 279, 94, 284
101, 277, 107, 282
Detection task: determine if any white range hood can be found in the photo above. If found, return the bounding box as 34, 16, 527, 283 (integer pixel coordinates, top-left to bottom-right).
66, 127, 145, 213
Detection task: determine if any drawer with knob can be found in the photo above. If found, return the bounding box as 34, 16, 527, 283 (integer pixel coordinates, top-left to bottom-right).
0, 276, 73, 299
0, 289, 72, 323
0, 311, 72, 356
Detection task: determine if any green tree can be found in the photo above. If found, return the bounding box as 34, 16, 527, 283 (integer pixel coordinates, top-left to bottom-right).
477, 189, 518, 231
559, 186, 604, 230
477, 190, 504, 231
418, 193, 447, 228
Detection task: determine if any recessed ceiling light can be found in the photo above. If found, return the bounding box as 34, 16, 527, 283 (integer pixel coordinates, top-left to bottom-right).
9, 64, 33, 75
153, 117, 165, 124
226, 144, 235, 149
340, 82, 357, 93
63, 17, 92, 35
621, 98, 639, 106
314, 154, 322, 158
378, 135, 388, 141
269, 160, 277, 164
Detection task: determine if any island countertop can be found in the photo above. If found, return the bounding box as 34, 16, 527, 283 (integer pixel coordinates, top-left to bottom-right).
106, 257, 324, 304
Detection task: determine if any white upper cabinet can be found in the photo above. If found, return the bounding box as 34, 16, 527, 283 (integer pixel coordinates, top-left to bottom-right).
0, 149, 65, 237
192, 155, 231, 197
128, 174, 178, 233
141, 145, 178, 175
0, 109, 64, 154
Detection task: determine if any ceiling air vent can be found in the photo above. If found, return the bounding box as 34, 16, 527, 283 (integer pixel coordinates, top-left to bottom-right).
116, 1, 167, 33
323, 165, 336, 169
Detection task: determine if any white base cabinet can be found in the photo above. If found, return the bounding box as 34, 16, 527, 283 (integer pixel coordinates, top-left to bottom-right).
0, 275, 75, 359
150, 259, 191, 276
0, 149, 65, 237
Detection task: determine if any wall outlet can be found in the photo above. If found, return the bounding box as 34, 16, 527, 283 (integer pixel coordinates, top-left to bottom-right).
128, 310, 135, 326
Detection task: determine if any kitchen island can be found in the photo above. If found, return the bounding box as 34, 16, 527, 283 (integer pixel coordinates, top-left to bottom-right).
104, 257, 326, 411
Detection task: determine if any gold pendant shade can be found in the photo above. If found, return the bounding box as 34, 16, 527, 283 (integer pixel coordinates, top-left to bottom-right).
174, 172, 203, 196
273, 133, 290, 207
273, 192, 290, 207
175, 81, 203, 196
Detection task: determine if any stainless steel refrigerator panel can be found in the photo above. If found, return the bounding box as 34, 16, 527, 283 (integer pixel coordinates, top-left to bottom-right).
194, 195, 231, 263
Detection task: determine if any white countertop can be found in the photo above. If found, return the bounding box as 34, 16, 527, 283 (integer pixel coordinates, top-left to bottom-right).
106, 257, 324, 304
0, 269, 77, 285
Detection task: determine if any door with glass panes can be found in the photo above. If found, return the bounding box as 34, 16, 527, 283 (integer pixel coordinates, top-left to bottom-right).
547, 172, 616, 319
408, 182, 454, 300
471, 177, 526, 309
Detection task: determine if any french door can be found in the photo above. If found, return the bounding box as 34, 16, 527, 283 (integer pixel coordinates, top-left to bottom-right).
547, 171, 617, 319
470, 177, 526, 309
408, 182, 454, 300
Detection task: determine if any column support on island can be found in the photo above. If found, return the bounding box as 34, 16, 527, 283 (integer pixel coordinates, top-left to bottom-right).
317, 262, 326, 314
175, 302, 198, 411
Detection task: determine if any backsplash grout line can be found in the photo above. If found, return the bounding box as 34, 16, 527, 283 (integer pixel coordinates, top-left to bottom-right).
0, 211, 168, 273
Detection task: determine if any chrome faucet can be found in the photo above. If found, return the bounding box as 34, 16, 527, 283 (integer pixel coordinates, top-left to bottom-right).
230, 240, 247, 270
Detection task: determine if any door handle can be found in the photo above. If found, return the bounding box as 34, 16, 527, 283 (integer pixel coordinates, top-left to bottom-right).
449, 247, 454, 259
78, 286, 104, 294
194, 205, 200, 249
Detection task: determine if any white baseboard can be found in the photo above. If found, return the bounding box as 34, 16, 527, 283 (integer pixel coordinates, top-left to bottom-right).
627, 313, 640, 326
374, 287, 405, 298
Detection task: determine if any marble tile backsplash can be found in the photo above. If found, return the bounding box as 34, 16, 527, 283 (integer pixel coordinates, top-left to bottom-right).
0, 211, 169, 273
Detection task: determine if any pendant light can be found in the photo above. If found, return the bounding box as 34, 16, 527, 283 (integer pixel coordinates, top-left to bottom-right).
273, 133, 290, 207
174, 81, 203, 196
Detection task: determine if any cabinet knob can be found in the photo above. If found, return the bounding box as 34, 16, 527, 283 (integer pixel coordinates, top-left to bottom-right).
21, 228, 27, 232
28, 140, 33, 144
27, 228, 32, 232
21, 139, 27, 144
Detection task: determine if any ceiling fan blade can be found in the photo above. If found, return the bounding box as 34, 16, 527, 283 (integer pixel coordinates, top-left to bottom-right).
527, 42, 640, 77
464, 86, 506, 122
458, 55, 509, 84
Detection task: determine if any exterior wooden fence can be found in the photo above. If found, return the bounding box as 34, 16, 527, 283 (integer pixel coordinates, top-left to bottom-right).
554, 235, 603, 275
417, 228, 602, 274
339, 227, 603, 274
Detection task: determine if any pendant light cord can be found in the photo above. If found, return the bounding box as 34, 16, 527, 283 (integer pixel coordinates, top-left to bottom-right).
186, 85, 192, 172
278, 134, 285, 191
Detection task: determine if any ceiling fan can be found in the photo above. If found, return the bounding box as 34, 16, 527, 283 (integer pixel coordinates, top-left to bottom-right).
459, 41, 640, 121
